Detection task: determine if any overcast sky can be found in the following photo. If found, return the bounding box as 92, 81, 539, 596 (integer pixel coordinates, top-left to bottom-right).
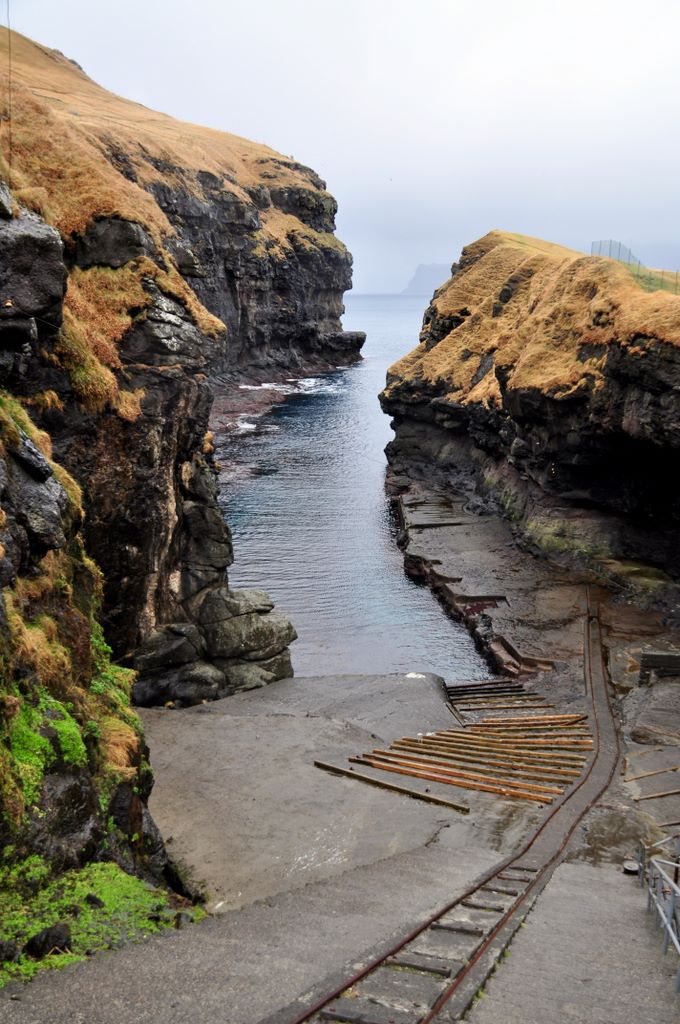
11, 0, 680, 292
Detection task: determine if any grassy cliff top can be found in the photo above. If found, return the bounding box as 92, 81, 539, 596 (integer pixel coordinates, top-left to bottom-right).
0, 30, 351, 417
0, 30, 340, 248
387, 229, 680, 405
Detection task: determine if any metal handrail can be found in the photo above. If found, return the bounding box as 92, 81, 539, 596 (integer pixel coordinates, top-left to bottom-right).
642, 852, 680, 992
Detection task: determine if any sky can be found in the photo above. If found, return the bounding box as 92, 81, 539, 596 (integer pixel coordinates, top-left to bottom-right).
10, 0, 680, 292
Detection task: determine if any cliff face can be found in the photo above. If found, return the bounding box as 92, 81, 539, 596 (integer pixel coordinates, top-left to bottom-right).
0, 31, 363, 708
381, 231, 680, 602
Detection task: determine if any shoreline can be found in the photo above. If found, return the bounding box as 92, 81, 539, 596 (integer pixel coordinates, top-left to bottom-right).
386, 468, 680, 847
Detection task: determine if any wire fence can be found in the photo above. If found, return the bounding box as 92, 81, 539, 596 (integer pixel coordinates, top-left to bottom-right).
591, 239, 680, 294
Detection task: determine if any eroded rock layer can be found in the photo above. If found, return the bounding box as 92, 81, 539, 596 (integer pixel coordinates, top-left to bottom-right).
381, 231, 680, 605
0, 31, 364, 707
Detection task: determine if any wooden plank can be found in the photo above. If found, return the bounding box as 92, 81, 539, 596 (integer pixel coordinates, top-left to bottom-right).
365, 751, 565, 793
392, 741, 582, 778
313, 760, 470, 813
474, 714, 587, 725
624, 766, 680, 783
456, 703, 555, 711
635, 787, 680, 802
367, 750, 566, 793
426, 733, 593, 750
398, 735, 588, 763
348, 757, 552, 804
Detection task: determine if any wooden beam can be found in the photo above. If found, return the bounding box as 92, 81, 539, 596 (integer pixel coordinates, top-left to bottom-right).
625, 766, 680, 783
368, 750, 566, 793
314, 761, 469, 813
398, 735, 588, 763
635, 787, 680, 802
348, 757, 553, 804
392, 741, 582, 777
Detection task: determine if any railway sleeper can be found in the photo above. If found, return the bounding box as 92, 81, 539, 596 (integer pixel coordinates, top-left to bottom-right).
438, 907, 506, 931
318, 997, 418, 1023
387, 952, 461, 977
405, 926, 482, 962
480, 882, 523, 897
354, 965, 449, 1014
461, 897, 509, 914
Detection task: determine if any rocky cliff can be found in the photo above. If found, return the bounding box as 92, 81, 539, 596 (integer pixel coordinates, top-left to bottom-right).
381, 231, 680, 605
0, 31, 363, 708
0, 29, 361, 971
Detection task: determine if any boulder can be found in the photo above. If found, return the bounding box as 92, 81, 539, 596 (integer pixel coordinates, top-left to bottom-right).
198, 586, 274, 626
74, 217, 153, 268
0, 939, 18, 963
204, 609, 296, 661
220, 650, 293, 692
24, 922, 71, 959
133, 623, 204, 674
133, 660, 226, 707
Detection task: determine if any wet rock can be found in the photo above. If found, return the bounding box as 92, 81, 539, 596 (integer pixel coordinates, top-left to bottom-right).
198, 586, 275, 625
0, 180, 12, 219
74, 217, 154, 268
10, 433, 52, 482
0, 940, 18, 963
181, 502, 233, 569
27, 770, 102, 870
24, 922, 71, 958
133, 624, 205, 674
220, 650, 293, 692
133, 660, 225, 707
120, 287, 217, 368
204, 609, 296, 661
0, 214, 66, 340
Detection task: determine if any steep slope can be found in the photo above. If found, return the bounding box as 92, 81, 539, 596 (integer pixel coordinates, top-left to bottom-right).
0, 31, 364, 706
381, 230, 680, 602
1, 31, 364, 371
0, 28, 363, 974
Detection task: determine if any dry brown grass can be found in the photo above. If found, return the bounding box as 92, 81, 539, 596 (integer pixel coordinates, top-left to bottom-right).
98, 718, 140, 779
0, 30, 342, 419
387, 230, 680, 405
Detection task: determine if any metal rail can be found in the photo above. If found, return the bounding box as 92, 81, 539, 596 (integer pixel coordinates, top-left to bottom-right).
267, 589, 621, 1024
638, 834, 680, 993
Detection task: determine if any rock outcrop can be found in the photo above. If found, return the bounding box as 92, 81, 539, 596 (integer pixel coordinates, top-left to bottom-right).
0, 207, 169, 887
0, 30, 363, 706
381, 231, 680, 606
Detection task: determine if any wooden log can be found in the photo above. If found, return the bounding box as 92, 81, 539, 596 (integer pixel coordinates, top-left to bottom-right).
400, 733, 589, 760
635, 788, 680, 802
474, 714, 587, 725
403, 729, 589, 753
348, 757, 553, 804
468, 733, 591, 742
369, 750, 566, 793
314, 761, 470, 813
392, 740, 582, 778
456, 703, 555, 711
428, 733, 593, 750
625, 766, 680, 783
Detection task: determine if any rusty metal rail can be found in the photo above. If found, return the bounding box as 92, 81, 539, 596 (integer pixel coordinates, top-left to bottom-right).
266, 589, 620, 1024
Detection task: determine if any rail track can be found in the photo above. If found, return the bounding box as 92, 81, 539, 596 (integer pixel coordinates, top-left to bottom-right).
269, 589, 621, 1024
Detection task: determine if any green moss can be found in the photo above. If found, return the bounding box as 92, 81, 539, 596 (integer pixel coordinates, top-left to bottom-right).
8, 704, 54, 808
523, 518, 612, 561
88, 622, 139, 734
47, 704, 87, 767
0, 861, 187, 988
